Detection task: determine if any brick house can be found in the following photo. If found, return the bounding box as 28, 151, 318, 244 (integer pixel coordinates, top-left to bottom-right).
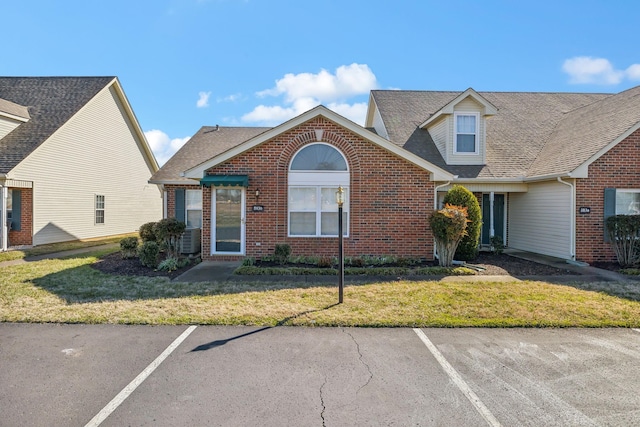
150, 86, 640, 264
0, 77, 162, 251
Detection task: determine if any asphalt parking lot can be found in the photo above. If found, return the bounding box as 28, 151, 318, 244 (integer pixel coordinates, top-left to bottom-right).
1, 325, 640, 426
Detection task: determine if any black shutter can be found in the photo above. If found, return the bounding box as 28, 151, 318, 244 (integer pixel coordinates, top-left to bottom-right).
175, 189, 185, 222
603, 188, 616, 242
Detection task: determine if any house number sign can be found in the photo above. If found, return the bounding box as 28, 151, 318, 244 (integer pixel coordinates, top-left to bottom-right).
252, 205, 265, 212
579, 207, 591, 214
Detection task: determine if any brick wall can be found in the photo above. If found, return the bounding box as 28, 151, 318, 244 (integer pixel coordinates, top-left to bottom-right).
170, 116, 436, 261
575, 128, 640, 264
9, 187, 33, 246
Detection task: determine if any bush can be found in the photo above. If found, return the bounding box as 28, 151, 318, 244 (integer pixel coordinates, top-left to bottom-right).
139, 222, 157, 242
274, 243, 291, 265
317, 256, 334, 268
154, 218, 186, 258
429, 204, 469, 267
605, 215, 640, 267
158, 257, 179, 272
490, 235, 505, 255
119, 237, 139, 259
138, 241, 160, 268
442, 185, 481, 261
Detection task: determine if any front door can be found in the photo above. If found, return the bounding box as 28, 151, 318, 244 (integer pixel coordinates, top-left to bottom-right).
212, 187, 245, 254
481, 194, 505, 245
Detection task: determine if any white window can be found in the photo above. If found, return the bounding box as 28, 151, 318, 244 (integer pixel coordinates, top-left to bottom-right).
288, 143, 349, 237
454, 112, 479, 154
95, 195, 105, 224
186, 189, 202, 228
616, 190, 640, 215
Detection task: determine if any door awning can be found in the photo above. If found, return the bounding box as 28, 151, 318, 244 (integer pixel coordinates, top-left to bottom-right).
200, 175, 249, 187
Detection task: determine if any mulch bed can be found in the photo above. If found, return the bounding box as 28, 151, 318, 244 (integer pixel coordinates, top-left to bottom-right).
91, 252, 197, 279
91, 250, 579, 279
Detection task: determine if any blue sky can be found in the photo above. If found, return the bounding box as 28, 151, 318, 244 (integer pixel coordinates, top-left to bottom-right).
3, 0, 640, 165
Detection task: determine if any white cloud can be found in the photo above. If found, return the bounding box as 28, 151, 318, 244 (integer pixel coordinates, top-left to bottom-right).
197, 91, 211, 108
217, 93, 242, 103
244, 63, 378, 126
626, 64, 640, 81
145, 129, 190, 166
561, 56, 640, 85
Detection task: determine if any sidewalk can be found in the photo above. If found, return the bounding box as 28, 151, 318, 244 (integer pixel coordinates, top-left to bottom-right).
0, 243, 119, 268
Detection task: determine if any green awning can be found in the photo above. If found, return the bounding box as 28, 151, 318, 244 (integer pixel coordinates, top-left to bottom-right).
200, 175, 249, 188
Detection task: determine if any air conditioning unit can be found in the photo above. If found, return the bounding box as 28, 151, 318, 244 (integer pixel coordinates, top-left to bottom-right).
180, 228, 201, 254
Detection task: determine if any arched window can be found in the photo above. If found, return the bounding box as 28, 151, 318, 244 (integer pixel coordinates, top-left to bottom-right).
288, 143, 349, 237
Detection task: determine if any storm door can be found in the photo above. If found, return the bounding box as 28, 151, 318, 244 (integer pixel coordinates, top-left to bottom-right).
481, 193, 505, 245
212, 187, 245, 254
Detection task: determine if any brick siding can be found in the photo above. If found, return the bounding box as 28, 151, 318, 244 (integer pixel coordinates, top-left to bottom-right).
8, 187, 33, 246
575, 128, 640, 264
169, 116, 436, 261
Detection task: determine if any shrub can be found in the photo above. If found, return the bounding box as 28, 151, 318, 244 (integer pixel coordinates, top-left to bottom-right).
154, 218, 186, 258
605, 215, 640, 267
442, 185, 481, 261
490, 235, 505, 255
158, 257, 179, 272
139, 222, 157, 242
429, 204, 469, 267
138, 241, 160, 268
274, 243, 291, 265
242, 257, 256, 266
119, 237, 139, 259
317, 256, 334, 268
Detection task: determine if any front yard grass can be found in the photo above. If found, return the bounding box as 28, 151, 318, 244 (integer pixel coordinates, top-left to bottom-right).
0, 234, 133, 263
2, 249, 640, 327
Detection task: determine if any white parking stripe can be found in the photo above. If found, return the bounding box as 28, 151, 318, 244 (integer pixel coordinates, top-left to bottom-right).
413, 329, 502, 427
85, 325, 197, 427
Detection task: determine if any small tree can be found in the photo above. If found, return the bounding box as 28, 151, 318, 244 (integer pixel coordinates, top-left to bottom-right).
429, 204, 470, 267
442, 185, 481, 261
154, 218, 186, 259
605, 215, 640, 267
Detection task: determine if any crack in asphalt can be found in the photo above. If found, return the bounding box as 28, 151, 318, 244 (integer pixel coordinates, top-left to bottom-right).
319, 376, 327, 427
344, 329, 374, 394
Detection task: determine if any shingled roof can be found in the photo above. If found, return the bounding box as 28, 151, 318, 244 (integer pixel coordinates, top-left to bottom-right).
371, 90, 616, 179
149, 126, 271, 184
0, 76, 115, 173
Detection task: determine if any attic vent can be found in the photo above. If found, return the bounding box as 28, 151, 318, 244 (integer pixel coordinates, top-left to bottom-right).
215, 124, 219, 131
315, 129, 323, 141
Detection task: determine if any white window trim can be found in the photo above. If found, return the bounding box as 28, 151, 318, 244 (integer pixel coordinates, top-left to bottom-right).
288, 143, 350, 237
288, 186, 349, 238
95, 194, 105, 225
615, 189, 640, 215
185, 189, 203, 229
453, 111, 480, 155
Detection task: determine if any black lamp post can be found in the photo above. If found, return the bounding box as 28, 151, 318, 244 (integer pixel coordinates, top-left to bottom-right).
336, 186, 345, 304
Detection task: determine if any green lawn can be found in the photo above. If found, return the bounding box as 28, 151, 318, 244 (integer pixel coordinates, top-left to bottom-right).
1, 248, 640, 326
0, 234, 133, 263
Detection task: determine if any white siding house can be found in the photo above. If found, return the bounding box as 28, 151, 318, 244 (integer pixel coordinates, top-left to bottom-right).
0, 77, 161, 249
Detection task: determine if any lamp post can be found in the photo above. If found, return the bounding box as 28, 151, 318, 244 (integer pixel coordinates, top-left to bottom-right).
336, 186, 344, 304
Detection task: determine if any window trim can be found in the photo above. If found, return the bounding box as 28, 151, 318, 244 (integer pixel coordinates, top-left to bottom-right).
453, 112, 480, 155
95, 194, 105, 225
288, 143, 350, 237
185, 189, 203, 229
615, 189, 640, 215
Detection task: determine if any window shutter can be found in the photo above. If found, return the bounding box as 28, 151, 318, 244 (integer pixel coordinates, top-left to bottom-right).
603, 188, 616, 242
175, 189, 185, 222
11, 190, 21, 231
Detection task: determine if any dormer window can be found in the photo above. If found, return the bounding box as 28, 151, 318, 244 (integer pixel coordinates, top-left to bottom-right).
454, 112, 479, 154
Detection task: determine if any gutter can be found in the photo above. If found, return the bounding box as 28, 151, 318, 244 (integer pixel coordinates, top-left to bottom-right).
556, 176, 576, 260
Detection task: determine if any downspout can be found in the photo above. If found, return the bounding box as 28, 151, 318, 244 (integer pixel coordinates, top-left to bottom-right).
557, 177, 576, 261
433, 181, 451, 259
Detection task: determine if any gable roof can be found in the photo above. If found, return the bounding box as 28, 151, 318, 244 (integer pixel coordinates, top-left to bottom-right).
0, 76, 144, 174
419, 88, 498, 128
369, 89, 613, 179
149, 126, 272, 184
181, 105, 454, 181
529, 85, 640, 178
